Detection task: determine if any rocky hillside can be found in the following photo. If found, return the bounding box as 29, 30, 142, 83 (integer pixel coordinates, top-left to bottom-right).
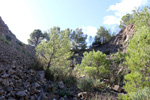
0, 16, 35, 67
0, 16, 133, 100
0, 17, 97, 100
93, 24, 135, 54
0, 17, 77, 100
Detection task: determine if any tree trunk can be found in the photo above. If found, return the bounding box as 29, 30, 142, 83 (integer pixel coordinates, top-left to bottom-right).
47, 61, 50, 70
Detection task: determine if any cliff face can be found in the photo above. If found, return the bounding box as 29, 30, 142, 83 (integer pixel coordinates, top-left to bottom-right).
93, 24, 135, 54
0, 16, 35, 67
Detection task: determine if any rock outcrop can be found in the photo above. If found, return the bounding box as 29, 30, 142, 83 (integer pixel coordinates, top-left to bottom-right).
93, 24, 135, 54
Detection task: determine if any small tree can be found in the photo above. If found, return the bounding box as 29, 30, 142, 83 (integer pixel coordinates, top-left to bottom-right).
119, 13, 132, 29
36, 27, 72, 71
28, 29, 45, 46
70, 28, 87, 50
78, 50, 110, 79
93, 26, 111, 45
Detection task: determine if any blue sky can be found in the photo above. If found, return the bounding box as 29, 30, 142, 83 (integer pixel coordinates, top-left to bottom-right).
0, 0, 149, 44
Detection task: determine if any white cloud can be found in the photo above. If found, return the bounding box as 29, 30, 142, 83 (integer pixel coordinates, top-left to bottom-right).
82, 26, 97, 37
103, 0, 149, 26
103, 15, 121, 25
107, 0, 148, 13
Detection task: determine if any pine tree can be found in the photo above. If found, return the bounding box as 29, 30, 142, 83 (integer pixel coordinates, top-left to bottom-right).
119, 14, 132, 29
36, 27, 72, 70
93, 26, 111, 46
120, 7, 150, 99
77, 50, 110, 79
70, 28, 87, 50
28, 29, 45, 46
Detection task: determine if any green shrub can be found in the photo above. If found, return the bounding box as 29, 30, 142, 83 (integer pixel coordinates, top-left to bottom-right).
119, 87, 150, 100
6, 35, 11, 41
4, 40, 11, 45
78, 50, 110, 79
118, 94, 130, 100
130, 87, 150, 100
0, 36, 11, 45
49, 66, 72, 82
77, 78, 94, 92
93, 80, 107, 91
64, 75, 77, 86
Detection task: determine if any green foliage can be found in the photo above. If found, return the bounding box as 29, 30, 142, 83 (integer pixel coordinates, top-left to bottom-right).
77, 78, 94, 92
0, 35, 11, 45
69, 28, 87, 50
130, 87, 150, 100
124, 26, 150, 94
6, 35, 11, 41
129, 7, 150, 30
119, 7, 150, 30
119, 13, 132, 29
121, 7, 150, 99
118, 94, 130, 100
93, 26, 111, 45
36, 27, 72, 80
93, 79, 107, 91
28, 29, 45, 46
43, 32, 50, 41
16, 41, 25, 46
64, 75, 77, 86
110, 51, 128, 85
78, 50, 110, 79
50, 66, 72, 82
119, 87, 150, 100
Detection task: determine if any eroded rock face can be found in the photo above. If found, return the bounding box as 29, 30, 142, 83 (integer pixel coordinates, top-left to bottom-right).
93, 24, 135, 54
